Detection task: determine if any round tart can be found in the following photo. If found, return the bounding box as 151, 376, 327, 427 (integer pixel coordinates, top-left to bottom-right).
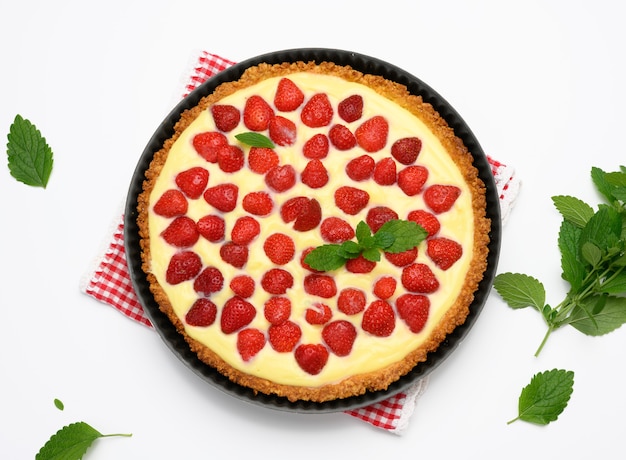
135, 55, 492, 404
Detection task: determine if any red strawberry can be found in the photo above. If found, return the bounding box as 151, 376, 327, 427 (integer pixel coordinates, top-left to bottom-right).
242, 191, 274, 216
300, 93, 333, 127
161, 216, 199, 247
265, 164, 296, 192
263, 233, 296, 265
204, 183, 238, 212
261, 268, 294, 294
397, 165, 428, 196
300, 247, 323, 273
280, 197, 322, 232
338, 94, 363, 123
334, 186, 370, 215
373, 157, 397, 185
230, 274, 255, 298
407, 209, 440, 237
401, 263, 440, 293
185, 298, 217, 327
268, 320, 302, 352
175, 167, 209, 199
231, 216, 261, 245
217, 144, 245, 173
165, 251, 202, 285
269, 115, 297, 146
337, 288, 367, 315
237, 328, 266, 362
211, 104, 240, 132
361, 300, 396, 337
248, 147, 279, 174
391, 137, 422, 164
302, 133, 329, 159
427, 237, 463, 270
373, 276, 397, 300
301, 159, 329, 189
328, 124, 357, 150
220, 296, 256, 334
345, 255, 376, 274
322, 320, 357, 357
243, 95, 274, 131
320, 217, 355, 243
264, 296, 291, 325
219, 241, 248, 268
303, 274, 337, 298
196, 215, 225, 242
274, 77, 305, 112
192, 131, 228, 163
355, 115, 389, 152
305, 302, 332, 325
384, 247, 418, 267
153, 189, 188, 217
294, 344, 329, 375
345, 155, 375, 181
193, 266, 225, 295
366, 206, 399, 233
396, 294, 430, 333
423, 185, 461, 214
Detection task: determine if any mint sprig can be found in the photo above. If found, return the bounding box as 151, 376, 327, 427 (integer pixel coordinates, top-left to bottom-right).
6, 114, 54, 188
305, 220, 427, 271
508, 369, 574, 425
494, 166, 626, 356
234, 131, 275, 148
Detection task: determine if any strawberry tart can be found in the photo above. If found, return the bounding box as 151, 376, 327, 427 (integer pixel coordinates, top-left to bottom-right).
136, 59, 491, 403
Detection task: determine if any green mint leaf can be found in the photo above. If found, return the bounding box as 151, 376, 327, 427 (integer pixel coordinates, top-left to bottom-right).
552, 195, 594, 227
355, 221, 372, 242
493, 272, 546, 311
558, 220, 585, 291
362, 247, 382, 262
568, 295, 626, 336
6, 114, 54, 188
579, 206, 622, 255
591, 166, 614, 203
598, 270, 626, 294
508, 369, 574, 425
604, 171, 626, 202
53, 399, 64, 411
234, 132, 275, 148
581, 241, 602, 267
304, 244, 347, 271
373, 231, 395, 249
338, 240, 362, 257
36, 422, 131, 460
378, 219, 427, 253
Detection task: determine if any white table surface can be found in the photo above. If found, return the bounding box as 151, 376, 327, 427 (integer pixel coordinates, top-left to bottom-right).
2, 1, 625, 458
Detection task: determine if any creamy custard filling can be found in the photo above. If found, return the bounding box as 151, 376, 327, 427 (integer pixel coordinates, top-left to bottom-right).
147, 72, 474, 386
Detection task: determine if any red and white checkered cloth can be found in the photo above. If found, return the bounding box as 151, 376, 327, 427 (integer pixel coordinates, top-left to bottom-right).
81, 51, 520, 434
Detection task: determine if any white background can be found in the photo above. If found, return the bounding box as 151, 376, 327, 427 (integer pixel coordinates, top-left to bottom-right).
2, 0, 625, 458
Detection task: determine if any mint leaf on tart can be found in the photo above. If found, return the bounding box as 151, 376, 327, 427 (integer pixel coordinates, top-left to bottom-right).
235, 132, 275, 148
6, 114, 54, 188
494, 166, 626, 356
304, 220, 427, 271
508, 369, 574, 425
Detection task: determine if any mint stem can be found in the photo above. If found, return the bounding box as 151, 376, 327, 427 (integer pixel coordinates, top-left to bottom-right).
535, 325, 554, 357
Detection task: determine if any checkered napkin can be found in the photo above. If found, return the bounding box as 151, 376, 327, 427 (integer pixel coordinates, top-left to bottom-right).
80, 51, 520, 434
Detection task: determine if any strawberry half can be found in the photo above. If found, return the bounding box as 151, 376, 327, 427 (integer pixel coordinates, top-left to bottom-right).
220, 296, 256, 334
427, 237, 463, 270
229, 274, 255, 298
305, 302, 332, 325
337, 94, 363, 123
243, 95, 274, 131
302, 133, 329, 159
366, 206, 398, 233
265, 165, 296, 192
161, 216, 199, 248
193, 266, 225, 295
294, 344, 329, 375
192, 131, 228, 163
391, 137, 422, 164
269, 115, 297, 146
274, 77, 305, 112
401, 263, 440, 293
322, 320, 357, 357
231, 216, 261, 245
248, 147, 279, 174
237, 328, 266, 362
196, 215, 225, 242
268, 320, 302, 352
165, 251, 202, 285
300, 93, 333, 128
397, 165, 428, 196
320, 217, 355, 243
334, 186, 369, 215
423, 185, 461, 214
355, 115, 389, 152
175, 166, 209, 199
303, 274, 337, 299
185, 298, 217, 327
211, 104, 240, 132
264, 296, 292, 325
219, 241, 248, 268
301, 159, 329, 189
345, 154, 375, 181
261, 268, 294, 295
280, 196, 322, 232
242, 191, 274, 216
153, 189, 188, 217
263, 233, 296, 265
328, 124, 356, 150
361, 300, 396, 337
337, 288, 366, 315
396, 293, 430, 333
204, 183, 238, 212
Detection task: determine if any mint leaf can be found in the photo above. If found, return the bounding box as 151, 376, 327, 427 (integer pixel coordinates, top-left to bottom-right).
493, 272, 546, 310
6, 114, 54, 187
568, 295, 626, 336
304, 244, 347, 271
36, 422, 131, 460
378, 219, 427, 253
234, 132, 275, 148
53, 399, 64, 411
508, 369, 574, 425
552, 195, 594, 227
558, 220, 585, 290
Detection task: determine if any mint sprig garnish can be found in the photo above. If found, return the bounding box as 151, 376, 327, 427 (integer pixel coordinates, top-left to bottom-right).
235, 131, 275, 148
494, 166, 626, 356
6, 114, 54, 188
36, 399, 131, 460
305, 220, 427, 271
